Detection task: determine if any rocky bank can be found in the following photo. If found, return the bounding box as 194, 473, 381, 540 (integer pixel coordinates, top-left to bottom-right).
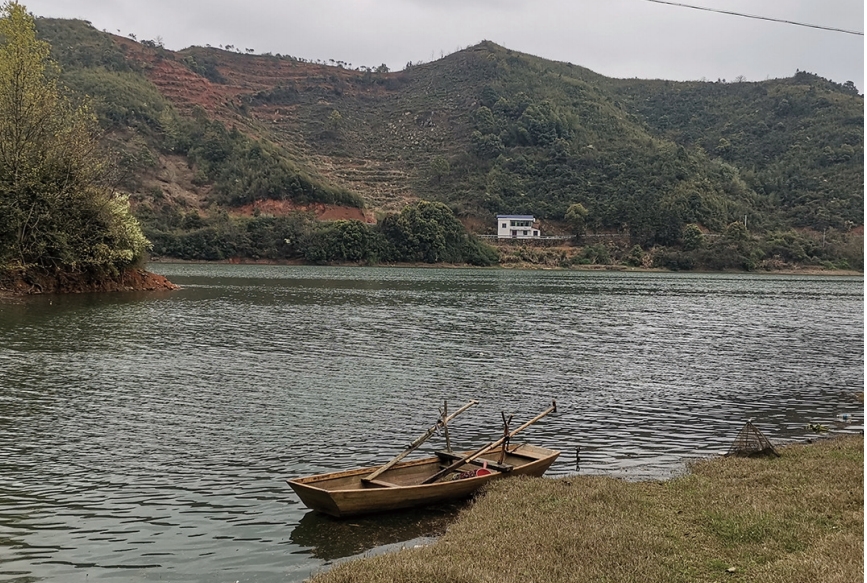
0, 268, 178, 295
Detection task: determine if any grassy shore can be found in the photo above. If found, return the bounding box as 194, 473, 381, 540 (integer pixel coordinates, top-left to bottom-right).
311, 436, 863, 583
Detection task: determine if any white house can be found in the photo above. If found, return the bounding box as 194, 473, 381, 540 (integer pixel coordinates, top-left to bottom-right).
497, 215, 540, 239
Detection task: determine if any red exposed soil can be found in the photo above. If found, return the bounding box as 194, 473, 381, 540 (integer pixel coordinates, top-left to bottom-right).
234, 199, 374, 222
113, 37, 403, 219
114, 38, 239, 118
114, 36, 391, 122
0, 268, 178, 295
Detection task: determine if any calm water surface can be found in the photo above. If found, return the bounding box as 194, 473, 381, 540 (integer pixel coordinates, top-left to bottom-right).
0, 265, 863, 582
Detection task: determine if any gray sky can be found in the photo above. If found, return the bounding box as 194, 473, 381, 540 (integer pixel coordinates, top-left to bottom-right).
22, 0, 865, 91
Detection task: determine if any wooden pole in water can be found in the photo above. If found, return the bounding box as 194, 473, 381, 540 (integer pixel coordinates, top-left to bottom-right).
499, 412, 513, 464
365, 399, 478, 482
421, 400, 557, 485
442, 401, 452, 453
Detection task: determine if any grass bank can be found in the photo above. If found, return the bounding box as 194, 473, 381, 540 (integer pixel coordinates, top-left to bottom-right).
311, 436, 863, 583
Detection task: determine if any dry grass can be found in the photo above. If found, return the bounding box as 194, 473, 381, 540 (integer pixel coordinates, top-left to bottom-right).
310, 436, 863, 583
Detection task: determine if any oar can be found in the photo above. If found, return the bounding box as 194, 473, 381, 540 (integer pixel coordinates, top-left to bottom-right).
364, 399, 479, 482
421, 400, 557, 485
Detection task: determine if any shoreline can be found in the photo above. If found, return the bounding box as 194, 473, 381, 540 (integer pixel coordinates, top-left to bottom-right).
0, 267, 178, 296
147, 256, 863, 277
310, 435, 864, 583
1, 258, 859, 298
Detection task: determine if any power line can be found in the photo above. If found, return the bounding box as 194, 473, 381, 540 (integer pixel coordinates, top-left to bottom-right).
643, 0, 864, 36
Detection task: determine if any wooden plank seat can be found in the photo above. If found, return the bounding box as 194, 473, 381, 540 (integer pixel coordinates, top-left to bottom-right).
361, 478, 400, 488
434, 451, 513, 473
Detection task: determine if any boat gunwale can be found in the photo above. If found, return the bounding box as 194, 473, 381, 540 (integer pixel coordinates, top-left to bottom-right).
287, 445, 560, 494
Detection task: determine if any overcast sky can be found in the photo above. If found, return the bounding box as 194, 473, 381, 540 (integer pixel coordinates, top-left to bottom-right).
22, 0, 865, 92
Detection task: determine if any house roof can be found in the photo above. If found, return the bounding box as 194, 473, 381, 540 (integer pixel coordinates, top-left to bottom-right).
496, 215, 535, 219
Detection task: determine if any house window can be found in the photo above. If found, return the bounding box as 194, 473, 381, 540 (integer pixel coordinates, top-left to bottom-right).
501, 223, 507, 229
523, 230, 528, 236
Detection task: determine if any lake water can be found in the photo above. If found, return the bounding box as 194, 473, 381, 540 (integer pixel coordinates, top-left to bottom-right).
0, 265, 863, 582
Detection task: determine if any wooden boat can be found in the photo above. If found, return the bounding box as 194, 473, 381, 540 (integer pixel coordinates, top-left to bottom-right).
287, 443, 560, 517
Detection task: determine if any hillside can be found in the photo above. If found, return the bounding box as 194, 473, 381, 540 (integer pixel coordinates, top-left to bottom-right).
33, 18, 864, 269
611, 73, 863, 230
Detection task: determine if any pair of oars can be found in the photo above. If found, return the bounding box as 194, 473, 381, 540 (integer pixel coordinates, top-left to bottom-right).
364, 399, 479, 483
421, 400, 557, 484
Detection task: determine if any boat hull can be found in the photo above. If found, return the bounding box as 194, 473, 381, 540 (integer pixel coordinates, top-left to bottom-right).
287, 444, 559, 517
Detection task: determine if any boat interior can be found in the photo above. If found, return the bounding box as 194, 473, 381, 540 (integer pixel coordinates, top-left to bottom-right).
294, 443, 555, 491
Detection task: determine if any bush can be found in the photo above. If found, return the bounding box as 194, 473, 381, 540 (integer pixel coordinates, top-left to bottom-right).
380, 201, 497, 265
576, 243, 612, 265
652, 249, 696, 271
301, 220, 390, 264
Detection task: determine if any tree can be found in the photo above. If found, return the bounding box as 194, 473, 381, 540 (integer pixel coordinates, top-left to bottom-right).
429, 155, 450, 183
722, 220, 749, 244
327, 109, 343, 126
681, 223, 704, 250
379, 201, 496, 265
565, 203, 589, 242
325, 109, 343, 139
301, 220, 386, 263
0, 1, 149, 274
473, 106, 497, 134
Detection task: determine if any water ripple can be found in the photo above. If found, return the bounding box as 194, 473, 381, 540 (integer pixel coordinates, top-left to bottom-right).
0, 266, 862, 582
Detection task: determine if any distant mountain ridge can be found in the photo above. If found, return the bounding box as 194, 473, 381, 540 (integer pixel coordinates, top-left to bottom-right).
33, 17, 863, 267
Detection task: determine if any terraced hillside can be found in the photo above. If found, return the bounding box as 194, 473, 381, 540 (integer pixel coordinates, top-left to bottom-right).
90, 40, 467, 215
33, 18, 863, 266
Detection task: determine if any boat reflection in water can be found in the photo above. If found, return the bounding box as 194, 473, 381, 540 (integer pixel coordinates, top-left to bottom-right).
290, 503, 462, 561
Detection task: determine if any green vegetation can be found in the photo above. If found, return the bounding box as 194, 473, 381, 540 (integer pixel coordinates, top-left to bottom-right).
0, 2, 148, 277
380, 201, 499, 265
437, 48, 858, 250
145, 201, 499, 266
613, 73, 863, 231
26, 20, 863, 270
36, 16, 131, 72
494, 227, 860, 272
164, 110, 363, 208
56, 70, 361, 211
312, 436, 863, 583
179, 53, 225, 84
144, 211, 307, 262
650, 223, 861, 271
36, 18, 363, 213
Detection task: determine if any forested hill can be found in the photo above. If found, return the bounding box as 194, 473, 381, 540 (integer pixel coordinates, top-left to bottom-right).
611, 74, 862, 231
34, 18, 863, 267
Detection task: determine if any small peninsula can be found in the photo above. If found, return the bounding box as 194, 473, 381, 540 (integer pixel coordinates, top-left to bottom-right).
0, 3, 174, 295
